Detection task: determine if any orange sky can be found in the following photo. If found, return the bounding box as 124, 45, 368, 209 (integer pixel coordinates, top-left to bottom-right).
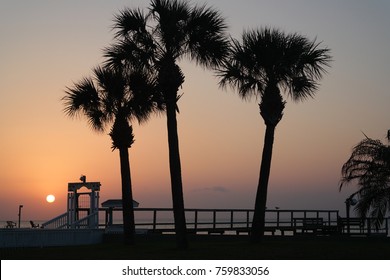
1, 0, 389, 221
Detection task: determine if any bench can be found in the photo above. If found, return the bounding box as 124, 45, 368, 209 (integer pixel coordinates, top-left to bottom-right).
294, 218, 324, 234
338, 218, 364, 235
5, 221, 16, 228
30, 221, 40, 228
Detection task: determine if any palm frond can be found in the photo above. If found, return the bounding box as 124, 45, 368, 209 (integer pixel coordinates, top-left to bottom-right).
287, 76, 318, 101
63, 77, 106, 132
127, 70, 160, 124
150, 0, 190, 57
186, 3, 229, 68
106, 7, 157, 72
355, 185, 390, 229
340, 133, 390, 227
217, 37, 266, 100
113, 8, 148, 39
104, 36, 156, 72
300, 40, 332, 80
64, 63, 160, 136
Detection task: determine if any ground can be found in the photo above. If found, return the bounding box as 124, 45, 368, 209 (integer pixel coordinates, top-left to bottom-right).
1, 234, 390, 260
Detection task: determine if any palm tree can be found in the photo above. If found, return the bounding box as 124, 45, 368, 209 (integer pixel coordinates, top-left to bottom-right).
219, 27, 331, 242
63, 66, 156, 245
340, 131, 390, 229
105, 0, 229, 249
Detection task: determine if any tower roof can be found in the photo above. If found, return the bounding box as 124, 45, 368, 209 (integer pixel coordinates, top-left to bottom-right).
101, 199, 139, 208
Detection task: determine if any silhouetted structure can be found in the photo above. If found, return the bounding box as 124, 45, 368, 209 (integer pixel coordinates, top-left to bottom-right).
102, 199, 139, 227
106, 0, 229, 249
219, 28, 331, 241
5, 221, 16, 229
63, 60, 157, 245
30, 221, 40, 228
42, 177, 101, 229
340, 131, 390, 228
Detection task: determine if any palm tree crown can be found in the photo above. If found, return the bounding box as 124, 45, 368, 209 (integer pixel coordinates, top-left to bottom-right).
107, 0, 229, 83
219, 27, 331, 105
63, 66, 155, 139
340, 133, 390, 228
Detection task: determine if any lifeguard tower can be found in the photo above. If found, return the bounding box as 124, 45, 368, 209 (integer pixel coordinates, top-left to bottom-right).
67, 175, 100, 229
42, 175, 101, 229
42, 175, 140, 230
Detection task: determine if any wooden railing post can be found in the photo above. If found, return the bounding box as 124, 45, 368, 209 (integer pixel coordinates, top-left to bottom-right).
194, 210, 198, 230
153, 209, 157, 231
367, 218, 371, 236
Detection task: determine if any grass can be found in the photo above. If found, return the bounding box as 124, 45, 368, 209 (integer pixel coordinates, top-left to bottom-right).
1, 234, 390, 260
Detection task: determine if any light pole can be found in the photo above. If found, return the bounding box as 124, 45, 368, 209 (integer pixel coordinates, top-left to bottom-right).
18, 204, 23, 228
345, 192, 358, 235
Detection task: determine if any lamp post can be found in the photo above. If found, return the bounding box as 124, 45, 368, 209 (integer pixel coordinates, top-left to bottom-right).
345, 193, 358, 235
18, 204, 23, 228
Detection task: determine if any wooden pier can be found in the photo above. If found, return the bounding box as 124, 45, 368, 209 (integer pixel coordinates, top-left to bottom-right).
103, 208, 343, 236
42, 207, 389, 237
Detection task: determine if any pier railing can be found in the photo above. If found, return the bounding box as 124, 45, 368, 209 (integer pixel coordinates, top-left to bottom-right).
103, 208, 341, 235
41, 212, 68, 229
39, 207, 388, 236
41, 211, 99, 229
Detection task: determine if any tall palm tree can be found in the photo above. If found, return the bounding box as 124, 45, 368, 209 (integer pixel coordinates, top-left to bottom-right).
105, 0, 229, 249
340, 131, 390, 229
219, 27, 331, 242
63, 66, 156, 245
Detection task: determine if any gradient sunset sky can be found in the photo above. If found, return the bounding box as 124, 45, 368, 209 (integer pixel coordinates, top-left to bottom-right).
1, 0, 389, 221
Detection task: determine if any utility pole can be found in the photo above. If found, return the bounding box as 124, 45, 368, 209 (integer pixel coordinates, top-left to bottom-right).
18, 204, 23, 228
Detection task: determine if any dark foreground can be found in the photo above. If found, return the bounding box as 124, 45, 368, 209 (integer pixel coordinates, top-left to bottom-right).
1, 234, 390, 260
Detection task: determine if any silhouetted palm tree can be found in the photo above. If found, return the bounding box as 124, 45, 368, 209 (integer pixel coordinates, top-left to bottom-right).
105, 0, 229, 249
219, 28, 331, 241
340, 131, 390, 229
63, 66, 156, 245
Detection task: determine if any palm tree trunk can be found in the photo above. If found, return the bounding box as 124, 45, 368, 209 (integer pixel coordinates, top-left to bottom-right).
166, 101, 188, 249
251, 124, 276, 242
119, 147, 135, 245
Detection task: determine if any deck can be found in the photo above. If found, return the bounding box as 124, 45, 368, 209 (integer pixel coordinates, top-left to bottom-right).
101, 208, 387, 237
39, 207, 389, 237
2, 208, 389, 248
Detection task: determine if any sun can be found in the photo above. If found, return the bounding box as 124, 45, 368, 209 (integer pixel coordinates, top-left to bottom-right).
46, 194, 55, 203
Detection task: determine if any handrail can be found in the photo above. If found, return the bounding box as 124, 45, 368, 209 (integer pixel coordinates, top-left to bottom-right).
42, 212, 68, 229
103, 208, 341, 234
40, 208, 388, 236
69, 212, 99, 229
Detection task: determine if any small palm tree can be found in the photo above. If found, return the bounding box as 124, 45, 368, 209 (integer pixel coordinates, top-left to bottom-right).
340, 131, 390, 229
63, 66, 156, 245
219, 27, 331, 241
105, 0, 229, 249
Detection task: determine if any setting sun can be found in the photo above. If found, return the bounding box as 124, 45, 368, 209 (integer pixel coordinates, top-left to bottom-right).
46, 194, 55, 203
